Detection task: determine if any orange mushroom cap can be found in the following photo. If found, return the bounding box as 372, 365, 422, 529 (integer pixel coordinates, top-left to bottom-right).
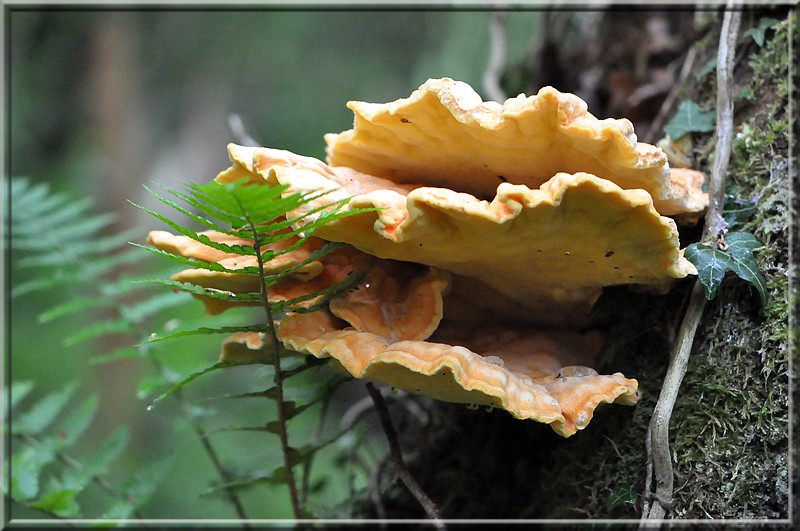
325, 77, 706, 218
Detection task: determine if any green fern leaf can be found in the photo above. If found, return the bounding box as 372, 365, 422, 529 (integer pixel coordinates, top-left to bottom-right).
62, 318, 136, 347
144, 324, 268, 344
130, 198, 259, 255
9, 381, 35, 414
133, 278, 262, 303
38, 297, 117, 324
13, 383, 79, 436
147, 360, 268, 410
130, 242, 262, 276
51, 395, 99, 448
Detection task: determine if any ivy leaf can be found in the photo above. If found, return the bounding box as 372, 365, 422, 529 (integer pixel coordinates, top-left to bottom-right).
664, 100, 716, 140
684, 231, 768, 305
722, 188, 758, 228
607, 483, 636, 512
745, 17, 779, 47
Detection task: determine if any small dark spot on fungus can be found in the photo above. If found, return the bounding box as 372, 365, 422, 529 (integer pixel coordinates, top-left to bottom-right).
614, 266, 620, 270
400, 117, 410, 123
605, 250, 615, 257
629, 275, 635, 279
497, 175, 507, 182
536, 249, 543, 253
419, 243, 423, 247
588, 259, 595, 263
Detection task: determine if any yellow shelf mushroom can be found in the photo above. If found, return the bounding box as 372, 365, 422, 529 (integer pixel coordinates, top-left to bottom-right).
149, 78, 706, 436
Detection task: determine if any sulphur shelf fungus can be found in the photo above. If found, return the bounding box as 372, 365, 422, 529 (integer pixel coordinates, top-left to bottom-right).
148, 77, 706, 436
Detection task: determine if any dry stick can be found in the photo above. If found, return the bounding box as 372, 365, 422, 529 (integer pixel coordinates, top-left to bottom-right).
640, 7, 741, 525
483, 9, 508, 103
365, 382, 445, 529
643, 45, 698, 145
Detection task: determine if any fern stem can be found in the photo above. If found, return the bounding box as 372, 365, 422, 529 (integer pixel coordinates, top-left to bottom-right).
238, 200, 303, 520
148, 355, 250, 523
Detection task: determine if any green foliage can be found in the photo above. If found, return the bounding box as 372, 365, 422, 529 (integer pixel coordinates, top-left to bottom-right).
684, 232, 768, 305
745, 17, 780, 47
4, 381, 143, 519
663, 100, 716, 140
134, 176, 382, 519
134, 179, 366, 317
9, 179, 190, 358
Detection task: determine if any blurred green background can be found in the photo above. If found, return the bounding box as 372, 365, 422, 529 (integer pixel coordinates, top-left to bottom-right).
8, 8, 545, 520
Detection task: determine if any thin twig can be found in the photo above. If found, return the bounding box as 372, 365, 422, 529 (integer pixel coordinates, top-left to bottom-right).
643, 46, 698, 145
483, 9, 508, 102
640, 6, 741, 525
703, 7, 741, 245
365, 382, 445, 529
227, 113, 260, 147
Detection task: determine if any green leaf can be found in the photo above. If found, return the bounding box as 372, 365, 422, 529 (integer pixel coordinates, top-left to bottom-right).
694, 57, 716, 81
38, 296, 115, 324
120, 290, 192, 323
664, 100, 716, 140
132, 278, 262, 303
13, 383, 79, 436
30, 488, 81, 518
52, 395, 99, 448
10, 446, 56, 500
62, 318, 136, 347
684, 231, 767, 305
9, 381, 35, 413
607, 483, 636, 512
130, 242, 263, 276
147, 360, 267, 410
82, 427, 129, 478
143, 324, 268, 344
723, 232, 768, 306
745, 17, 780, 47
722, 189, 758, 228
130, 195, 258, 255
120, 454, 176, 507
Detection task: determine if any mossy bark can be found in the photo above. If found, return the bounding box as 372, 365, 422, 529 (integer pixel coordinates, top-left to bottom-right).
352, 10, 792, 522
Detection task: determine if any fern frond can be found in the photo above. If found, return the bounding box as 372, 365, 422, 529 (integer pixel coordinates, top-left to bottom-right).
147, 360, 268, 410
144, 324, 267, 344
130, 198, 259, 255
7, 381, 140, 519
130, 242, 262, 276
10, 176, 252, 518
133, 278, 262, 303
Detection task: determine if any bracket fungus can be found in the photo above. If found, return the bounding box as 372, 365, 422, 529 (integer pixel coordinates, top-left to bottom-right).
149, 77, 706, 437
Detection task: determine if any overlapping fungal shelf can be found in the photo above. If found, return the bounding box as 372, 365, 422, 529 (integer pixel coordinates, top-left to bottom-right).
149, 78, 707, 436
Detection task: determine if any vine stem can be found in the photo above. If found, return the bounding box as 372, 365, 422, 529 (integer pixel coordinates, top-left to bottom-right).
640, 6, 741, 524
365, 383, 445, 529
241, 204, 303, 520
